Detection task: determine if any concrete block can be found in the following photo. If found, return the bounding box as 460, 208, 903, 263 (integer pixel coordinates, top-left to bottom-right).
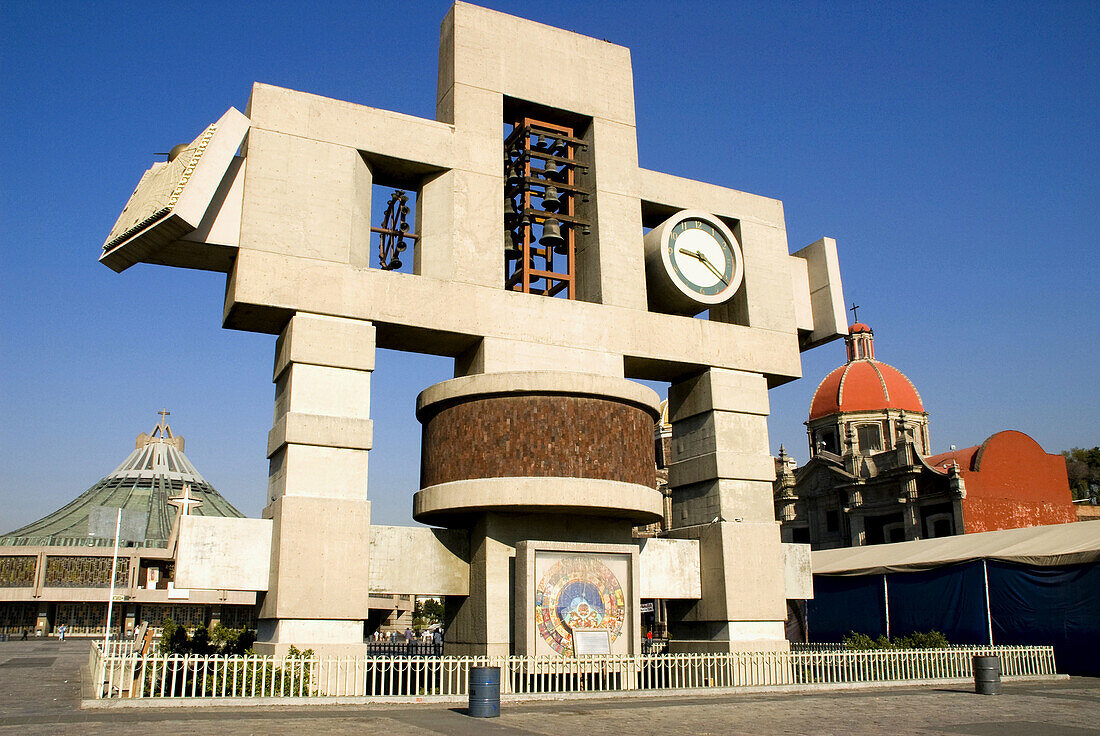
667, 452, 777, 486
669, 369, 770, 422
783, 543, 814, 600
259, 495, 371, 620
267, 443, 369, 502
792, 236, 848, 350
267, 412, 374, 456
239, 128, 366, 264
368, 526, 469, 596
273, 363, 371, 421
454, 336, 624, 377
671, 479, 778, 527
175, 516, 273, 591
273, 313, 376, 377
638, 537, 701, 599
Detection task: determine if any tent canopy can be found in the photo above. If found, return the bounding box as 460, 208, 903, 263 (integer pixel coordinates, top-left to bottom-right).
813, 521, 1100, 576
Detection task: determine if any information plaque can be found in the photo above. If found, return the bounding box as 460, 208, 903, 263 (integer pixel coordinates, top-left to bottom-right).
572, 628, 611, 656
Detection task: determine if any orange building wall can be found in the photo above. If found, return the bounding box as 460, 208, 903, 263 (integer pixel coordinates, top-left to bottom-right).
960, 430, 1077, 533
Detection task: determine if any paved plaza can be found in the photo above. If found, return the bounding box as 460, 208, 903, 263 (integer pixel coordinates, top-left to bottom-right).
0, 641, 1097, 735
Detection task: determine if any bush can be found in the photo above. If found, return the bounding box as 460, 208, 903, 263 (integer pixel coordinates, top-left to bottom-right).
842, 630, 950, 650
157, 618, 255, 656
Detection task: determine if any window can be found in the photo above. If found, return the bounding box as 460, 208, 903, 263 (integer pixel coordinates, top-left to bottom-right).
815, 428, 839, 455
856, 424, 882, 452
825, 510, 840, 533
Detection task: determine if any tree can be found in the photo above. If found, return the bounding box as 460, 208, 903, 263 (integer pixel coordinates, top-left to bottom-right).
412, 598, 444, 629
1063, 447, 1100, 501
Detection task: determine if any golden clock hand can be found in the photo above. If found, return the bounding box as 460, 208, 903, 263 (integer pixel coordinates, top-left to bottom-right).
693, 250, 728, 285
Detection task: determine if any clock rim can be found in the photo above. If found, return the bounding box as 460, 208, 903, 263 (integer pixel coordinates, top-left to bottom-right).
655, 210, 744, 306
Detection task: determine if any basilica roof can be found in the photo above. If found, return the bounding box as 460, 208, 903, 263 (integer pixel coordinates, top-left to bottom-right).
808, 324, 925, 421
0, 413, 244, 548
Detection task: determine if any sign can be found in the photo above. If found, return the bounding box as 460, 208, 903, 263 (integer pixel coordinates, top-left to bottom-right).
640, 602, 654, 613
572, 628, 611, 656
88, 506, 148, 544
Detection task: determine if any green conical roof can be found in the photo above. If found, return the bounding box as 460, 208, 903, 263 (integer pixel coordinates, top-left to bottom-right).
1, 412, 244, 548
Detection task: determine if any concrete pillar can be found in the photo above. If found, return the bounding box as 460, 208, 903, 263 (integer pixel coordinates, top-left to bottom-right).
255, 313, 375, 655
666, 368, 788, 652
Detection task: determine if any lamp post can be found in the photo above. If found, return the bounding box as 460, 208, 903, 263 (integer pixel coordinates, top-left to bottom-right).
103, 507, 122, 652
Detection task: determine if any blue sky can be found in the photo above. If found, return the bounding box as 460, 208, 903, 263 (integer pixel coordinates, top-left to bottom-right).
2, 1, 1097, 532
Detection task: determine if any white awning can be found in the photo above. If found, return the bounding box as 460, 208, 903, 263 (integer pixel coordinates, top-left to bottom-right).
813, 520, 1100, 576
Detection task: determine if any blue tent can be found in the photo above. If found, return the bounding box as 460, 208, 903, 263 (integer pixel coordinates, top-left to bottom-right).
808, 521, 1100, 676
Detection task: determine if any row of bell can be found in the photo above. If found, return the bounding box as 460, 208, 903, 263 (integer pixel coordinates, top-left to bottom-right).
505, 218, 568, 258
506, 188, 562, 216
506, 156, 569, 188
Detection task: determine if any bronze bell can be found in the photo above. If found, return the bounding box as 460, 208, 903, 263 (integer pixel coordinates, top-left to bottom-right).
505, 229, 522, 259
539, 218, 565, 250
543, 158, 560, 181
542, 184, 561, 213
505, 194, 519, 222
506, 158, 525, 187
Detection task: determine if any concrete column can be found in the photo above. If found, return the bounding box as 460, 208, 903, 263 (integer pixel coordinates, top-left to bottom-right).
666, 368, 788, 652
256, 312, 375, 655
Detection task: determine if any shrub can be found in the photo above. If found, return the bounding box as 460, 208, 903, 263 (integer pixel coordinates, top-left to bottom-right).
842, 630, 950, 650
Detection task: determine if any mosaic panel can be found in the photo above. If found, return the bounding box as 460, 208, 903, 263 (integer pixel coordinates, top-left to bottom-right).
44, 556, 129, 588
534, 552, 628, 656
0, 556, 37, 587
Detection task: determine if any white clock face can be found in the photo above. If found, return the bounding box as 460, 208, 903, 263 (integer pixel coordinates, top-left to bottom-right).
643, 210, 745, 314
667, 218, 736, 297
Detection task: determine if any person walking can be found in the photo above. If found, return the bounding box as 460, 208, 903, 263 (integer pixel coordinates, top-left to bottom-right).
20, 628, 28, 641
432, 627, 444, 656
57, 624, 66, 642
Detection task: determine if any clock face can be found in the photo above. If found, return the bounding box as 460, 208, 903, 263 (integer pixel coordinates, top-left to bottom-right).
643, 209, 744, 314
667, 218, 735, 296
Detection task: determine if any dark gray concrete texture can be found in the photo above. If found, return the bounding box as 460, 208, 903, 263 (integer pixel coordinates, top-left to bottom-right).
1, 640, 1097, 735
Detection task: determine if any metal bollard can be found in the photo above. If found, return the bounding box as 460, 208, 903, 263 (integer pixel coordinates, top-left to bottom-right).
973, 655, 1001, 695
469, 666, 500, 717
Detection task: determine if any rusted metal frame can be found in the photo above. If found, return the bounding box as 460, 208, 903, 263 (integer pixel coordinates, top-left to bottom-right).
504, 117, 578, 297
507, 176, 588, 195
376, 190, 414, 271
505, 121, 587, 149
370, 227, 420, 239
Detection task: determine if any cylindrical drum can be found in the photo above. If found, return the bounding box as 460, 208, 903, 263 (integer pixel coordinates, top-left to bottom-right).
469, 666, 500, 718
973, 655, 1001, 695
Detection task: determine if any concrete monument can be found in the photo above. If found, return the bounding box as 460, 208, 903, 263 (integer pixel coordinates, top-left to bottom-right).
102, 3, 846, 656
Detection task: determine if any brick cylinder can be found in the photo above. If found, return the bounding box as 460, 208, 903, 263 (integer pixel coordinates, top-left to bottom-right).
413, 372, 663, 526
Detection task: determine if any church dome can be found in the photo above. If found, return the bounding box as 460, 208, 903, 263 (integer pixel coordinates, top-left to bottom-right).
808, 324, 924, 421
0, 411, 243, 548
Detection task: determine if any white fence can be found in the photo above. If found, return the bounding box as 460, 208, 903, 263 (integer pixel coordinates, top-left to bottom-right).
90, 644, 1057, 700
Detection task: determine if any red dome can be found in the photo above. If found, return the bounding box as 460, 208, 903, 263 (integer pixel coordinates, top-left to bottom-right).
809, 359, 924, 421
849, 322, 872, 333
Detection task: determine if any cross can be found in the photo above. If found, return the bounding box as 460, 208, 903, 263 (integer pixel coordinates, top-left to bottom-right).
849, 303, 860, 323
168, 483, 202, 516
157, 408, 170, 432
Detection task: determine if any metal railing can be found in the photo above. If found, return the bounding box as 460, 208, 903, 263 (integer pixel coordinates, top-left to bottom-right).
90, 644, 1057, 700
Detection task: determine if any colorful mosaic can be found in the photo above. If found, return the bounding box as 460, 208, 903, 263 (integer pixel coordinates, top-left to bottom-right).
44, 556, 129, 588
0, 556, 37, 587
535, 555, 626, 655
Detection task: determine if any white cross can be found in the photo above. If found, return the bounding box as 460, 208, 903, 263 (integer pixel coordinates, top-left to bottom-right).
168, 483, 202, 516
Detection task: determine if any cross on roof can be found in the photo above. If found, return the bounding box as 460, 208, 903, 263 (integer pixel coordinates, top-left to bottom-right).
168, 483, 202, 516
849, 303, 861, 323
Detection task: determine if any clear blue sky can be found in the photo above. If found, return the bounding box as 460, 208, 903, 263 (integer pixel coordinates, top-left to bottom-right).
2, 1, 1097, 533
